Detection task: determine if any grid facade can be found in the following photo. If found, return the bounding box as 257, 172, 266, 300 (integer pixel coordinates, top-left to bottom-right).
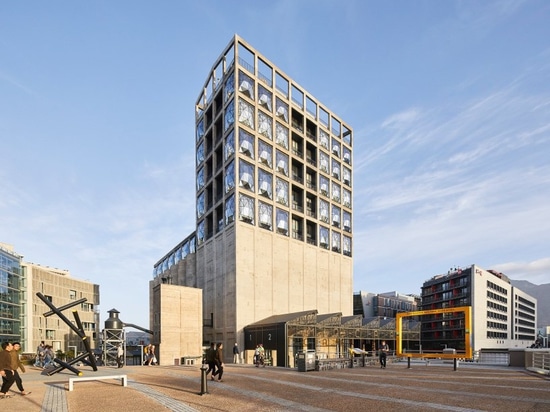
194, 35, 354, 348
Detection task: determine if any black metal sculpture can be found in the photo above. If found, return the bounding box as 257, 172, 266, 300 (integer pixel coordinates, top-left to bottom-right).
36, 292, 98, 376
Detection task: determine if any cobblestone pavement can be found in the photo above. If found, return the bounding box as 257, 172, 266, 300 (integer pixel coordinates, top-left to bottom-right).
1, 361, 549, 411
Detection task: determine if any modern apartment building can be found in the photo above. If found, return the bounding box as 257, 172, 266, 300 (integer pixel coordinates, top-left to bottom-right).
0, 242, 100, 353
24, 261, 100, 354
0, 243, 24, 346
152, 35, 354, 354
420, 264, 537, 352
354, 291, 419, 319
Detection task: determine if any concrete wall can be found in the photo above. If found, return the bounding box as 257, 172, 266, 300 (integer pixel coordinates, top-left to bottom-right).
151, 283, 203, 366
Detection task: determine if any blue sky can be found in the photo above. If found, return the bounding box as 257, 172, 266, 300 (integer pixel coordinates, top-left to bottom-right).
1, 1, 549, 328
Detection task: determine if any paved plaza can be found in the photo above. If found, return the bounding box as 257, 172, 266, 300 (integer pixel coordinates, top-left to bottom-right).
2, 361, 549, 411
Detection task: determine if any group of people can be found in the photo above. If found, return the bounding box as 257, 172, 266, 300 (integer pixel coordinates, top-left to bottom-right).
253, 343, 265, 367
205, 342, 224, 382
33, 341, 55, 369
143, 344, 157, 366
0, 342, 31, 399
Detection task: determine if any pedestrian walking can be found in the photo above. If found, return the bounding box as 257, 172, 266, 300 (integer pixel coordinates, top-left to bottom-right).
212, 342, 224, 382
10, 342, 30, 396
379, 340, 389, 368
116, 344, 124, 368
205, 342, 217, 380
1, 342, 16, 399
233, 343, 240, 364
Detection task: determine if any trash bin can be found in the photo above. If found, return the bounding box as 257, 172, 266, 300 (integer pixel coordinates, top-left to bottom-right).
297, 350, 316, 372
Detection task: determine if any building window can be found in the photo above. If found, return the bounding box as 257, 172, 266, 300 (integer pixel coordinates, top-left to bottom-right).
276, 150, 289, 176
275, 178, 289, 206
239, 194, 255, 224
224, 130, 235, 160
319, 129, 329, 150
239, 129, 255, 158
225, 160, 235, 193
332, 232, 341, 252
46, 329, 55, 339
258, 170, 273, 199
275, 97, 288, 122
238, 99, 255, 129
258, 111, 273, 140
239, 160, 255, 192
239, 70, 255, 99
258, 84, 272, 111
332, 182, 341, 203
276, 208, 289, 235
319, 226, 329, 249
258, 140, 273, 167
275, 122, 289, 149
224, 99, 235, 131
258, 202, 273, 230
69, 290, 77, 300
224, 74, 235, 102
197, 192, 205, 218
225, 194, 235, 224
319, 199, 329, 223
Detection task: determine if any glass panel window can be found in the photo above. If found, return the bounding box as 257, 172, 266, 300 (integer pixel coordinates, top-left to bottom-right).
343, 147, 351, 165
224, 99, 235, 131
239, 194, 255, 224
197, 167, 205, 190
258, 140, 272, 167
238, 71, 255, 99
332, 182, 341, 203
343, 188, 351, 208
275, 122, 289, 149
275, 97, 288, 122
224, 131, 235, 161
319, 129, 329, 150
238, 99, 255, 129
332, 205, 341, 228
332, 231, 341, 252
258, 85, 272, 111
343, 211, 351, 232
197, 220, 205, 244
225, 194, 235, 224
331, 138, 340, 158
276, 208, 289, 235
275, 177, 289, 206
343, 235, 352, 256
319, 199, 329, 223
343, 166, 351, 186
224, 74, 234, 102
225, 160, 235, 193
197, 119, 205, 141
331, 116, 341, 137
319, 226, 329, 249
239, 129, 254, 158
319, 175, 329, 197
319, 151, 329, 174
276, 150, 289, 176
258, 201, 273, 230
239, 160, 254, 192
197, 192, 205, 218
258, 169, 273, 199
343, 125, 352, 146
332, 159, 340, 180
197, 142, 205, 164
258, 111, 272, 140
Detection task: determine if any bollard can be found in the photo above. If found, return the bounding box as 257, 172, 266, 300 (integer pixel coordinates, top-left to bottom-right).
199, 365, 209, 395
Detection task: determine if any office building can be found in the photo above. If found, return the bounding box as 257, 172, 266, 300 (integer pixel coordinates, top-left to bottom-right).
0, 243, 24, 346
420, 265, 537, 352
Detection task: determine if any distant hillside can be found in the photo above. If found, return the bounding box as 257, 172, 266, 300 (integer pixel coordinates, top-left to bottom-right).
511, 280, 550, 328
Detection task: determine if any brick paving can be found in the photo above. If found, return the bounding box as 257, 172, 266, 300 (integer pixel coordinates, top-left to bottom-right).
1, 361, 549, 411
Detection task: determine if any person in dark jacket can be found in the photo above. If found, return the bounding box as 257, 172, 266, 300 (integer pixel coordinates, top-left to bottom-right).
1, 342, 16, 399
205, 342, 217, 380
212, 342, 224, 382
